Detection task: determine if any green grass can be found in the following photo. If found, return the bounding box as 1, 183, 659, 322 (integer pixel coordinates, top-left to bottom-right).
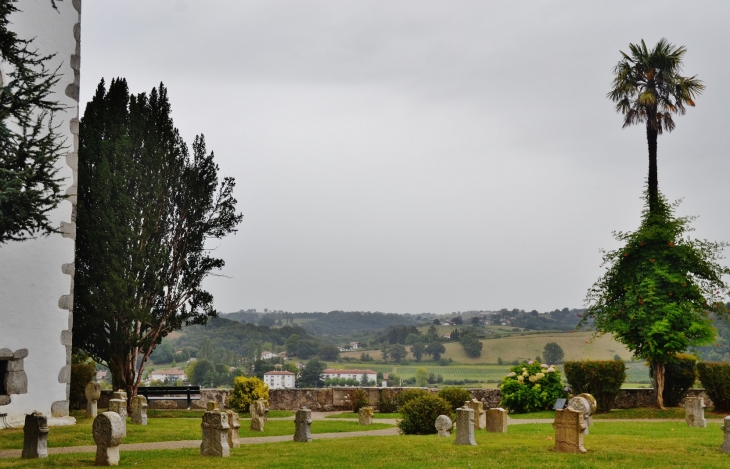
2, 422, 729, 468
507, 407, 728, 420
324, 413, 400, 419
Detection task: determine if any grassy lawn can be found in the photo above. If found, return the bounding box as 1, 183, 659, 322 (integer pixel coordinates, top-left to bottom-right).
2, 422, 729, 468
324, 413, 400, 419
0, 416, 392, 451
508, 407, 728, 420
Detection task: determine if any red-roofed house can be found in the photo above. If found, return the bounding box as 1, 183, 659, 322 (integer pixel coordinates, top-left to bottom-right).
263, 371, 296, 389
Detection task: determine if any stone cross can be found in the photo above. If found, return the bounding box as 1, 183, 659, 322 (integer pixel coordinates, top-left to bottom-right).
464, 399, 486, 430
567, 396, 591, 434
250, 399, 267, 432
226, 410, 241, 449
685, 397, 707, 427
131, 395, 148, 425
200, 411, 231, 457
93, 411, 125, 466
435, 415, 452, 437
21, 412, 48, 459
293, 407, 312, 442
85, 382, 101, 418
552, 408, 587, 453
107, 399, 127, 437
454, 407, 477, 446
358, 406, 374, 425
486, 407, 508, 433
721, 416, 730, 453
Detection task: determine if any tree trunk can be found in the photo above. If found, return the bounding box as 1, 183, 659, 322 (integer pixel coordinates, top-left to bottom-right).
646, 122, 659, 213
652, 361, 666, 409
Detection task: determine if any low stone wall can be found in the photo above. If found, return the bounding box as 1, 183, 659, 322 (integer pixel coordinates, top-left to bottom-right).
614, 388, 713, 409
95, 388, 232, 410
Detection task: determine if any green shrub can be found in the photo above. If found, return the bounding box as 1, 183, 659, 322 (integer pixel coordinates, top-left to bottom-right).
349, 388, 370, 413
396, 388, 430, 409
378, 389, 398, 413
437, 387, 472, 413
564, 360, 626, 412
649, 354, 697, 407
697, 362, 730, 412
397, 395, 452, 435
500, 361, 566, 413
70, 363, 96, 406
228, 376, 269, 412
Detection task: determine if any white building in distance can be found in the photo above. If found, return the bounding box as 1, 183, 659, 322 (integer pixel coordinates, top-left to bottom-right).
322, 369, 377, 383
148, 368, 187, 383
263, 371, 296, 389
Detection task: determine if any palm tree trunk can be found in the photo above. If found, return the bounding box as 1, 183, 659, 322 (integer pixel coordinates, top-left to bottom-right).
646, 123, 659, 212
651, 361, 666, 409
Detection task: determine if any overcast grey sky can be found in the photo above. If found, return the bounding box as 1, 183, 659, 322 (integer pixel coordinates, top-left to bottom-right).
79, 1, 730, 315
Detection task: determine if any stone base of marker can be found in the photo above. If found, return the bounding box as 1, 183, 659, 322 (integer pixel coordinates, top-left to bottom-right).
131, 395, 148, 425
454, 407, 477, 446
250, 399, 266, 432
93, 411, 125, 466
21, 412, 49, 459
721, 416, 730, 453
294, 408, 312, 442
359, 406, 374, 425
685, 397, 707, 428
435, 415, 452, 437
86, 382, 101, 419
200, 411, 230, 457
226, 410, 241, 448
552, 408, 586, 453
486, 407, 508, 433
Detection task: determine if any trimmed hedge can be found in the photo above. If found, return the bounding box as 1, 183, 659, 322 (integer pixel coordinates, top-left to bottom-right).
397, 394, 452, 435
564, 360, 626, 412
437, 387, 472, 413
697, 362, 730, 412
649, 354, 697, 407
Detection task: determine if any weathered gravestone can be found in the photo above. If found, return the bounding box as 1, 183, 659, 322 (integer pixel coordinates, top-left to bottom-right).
576, 393, 597, 427
131, 395, 148, 425
200, 411, 230, 457
721, 416, 730, 453
112, 390, 127, 401
465, 399, 486, 430
359, 406, 374, 425
294, 407, 312, 442
435, 415, 452, 437
552, 408, 586, 453
85, 382, 101, 418
250, 399, 267, 432
93, 411, 125, 466
685, 397, 707, 428
207, 401, 219, 411
226, 410, 241, 449
107, 399, 127, 436
486, 407, 508, 433
21, 412, 48, 459
567, 396, 592, 434
454, 407, 477, 446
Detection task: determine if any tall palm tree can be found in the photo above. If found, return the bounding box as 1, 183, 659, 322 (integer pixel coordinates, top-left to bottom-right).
607, 39, 704, 212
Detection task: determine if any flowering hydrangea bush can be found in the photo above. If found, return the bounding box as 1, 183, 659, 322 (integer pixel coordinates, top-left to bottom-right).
499, 361, 566, 413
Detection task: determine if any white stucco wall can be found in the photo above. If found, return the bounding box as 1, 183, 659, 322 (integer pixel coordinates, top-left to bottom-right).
0, 0, 80, 427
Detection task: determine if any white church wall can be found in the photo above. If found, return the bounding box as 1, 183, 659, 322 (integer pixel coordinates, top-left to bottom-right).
0, 0, 80, 427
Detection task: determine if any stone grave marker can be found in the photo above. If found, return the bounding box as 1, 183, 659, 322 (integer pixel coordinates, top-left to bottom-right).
107, 399, 127, 436
85, 382, 101, 418
21, 412, 48, 459
486, 407, 508, 433
435, 415, 452, 437
294, 407, 312, 442
131, 395, 148, 425
206, 401, 220, 411
576, 393, 597, 427
200, 411, 230, 457
454, 407, 477, 446
112, 390, 127, 401
93, 411, 125, 466
226, 410, 241, 448
552, 408, 587, 453
721, 416, 730, 453
250, 399, 267, 431
685, 397, 707, 428
465, 399, 486, 430
567, 396, 591, 434
359, 406, 374, 425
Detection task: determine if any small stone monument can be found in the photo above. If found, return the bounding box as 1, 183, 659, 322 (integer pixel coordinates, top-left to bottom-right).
552, 408, 587, 453
567, 396, 592, 434
85, 382, 101, 418
465, 399, 486, 430
107, 399, 127, 436
486, 407, 508, 433
226, 410, 241, 448
684, 397, 707, 427
200, 411, 230, 457
454, 406, 477, 446
576, 393, 597, 427
250, 399, 267, 432
293, 407, 312, 442
112, 390, 127, 401
21, 412, 48, 459
435, 415, 452, 437
358, 406, 374, 425
131, 395, 148, 425
93, 411, 125, 466
206, 401, 219, 411
721, 416, 730, 453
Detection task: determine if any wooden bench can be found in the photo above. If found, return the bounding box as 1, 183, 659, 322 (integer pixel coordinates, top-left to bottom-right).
137, 385, 201, 410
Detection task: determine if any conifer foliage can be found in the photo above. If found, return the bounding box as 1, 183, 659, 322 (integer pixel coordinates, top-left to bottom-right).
74, 78, 242, 396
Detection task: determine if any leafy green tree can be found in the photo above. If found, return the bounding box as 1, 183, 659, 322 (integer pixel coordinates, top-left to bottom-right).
426, 342, 446, 361
459, 332, 483, 358
389, 344, 407, 362
149, 339, 174, 364
298, 358, 326, 388
360, 373, 369, 386
607, 39, 704, 214
0, 0, 68, 243
581, 192, 729, 408
188, 359, 214, 386
380, 343, 389, 361
73, 79, 242, 396
318, 343, 340, 361
453, 316, 463, 325
415, 367, 429, 387
543, 342, 565, 364
410, 342, 425, 362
